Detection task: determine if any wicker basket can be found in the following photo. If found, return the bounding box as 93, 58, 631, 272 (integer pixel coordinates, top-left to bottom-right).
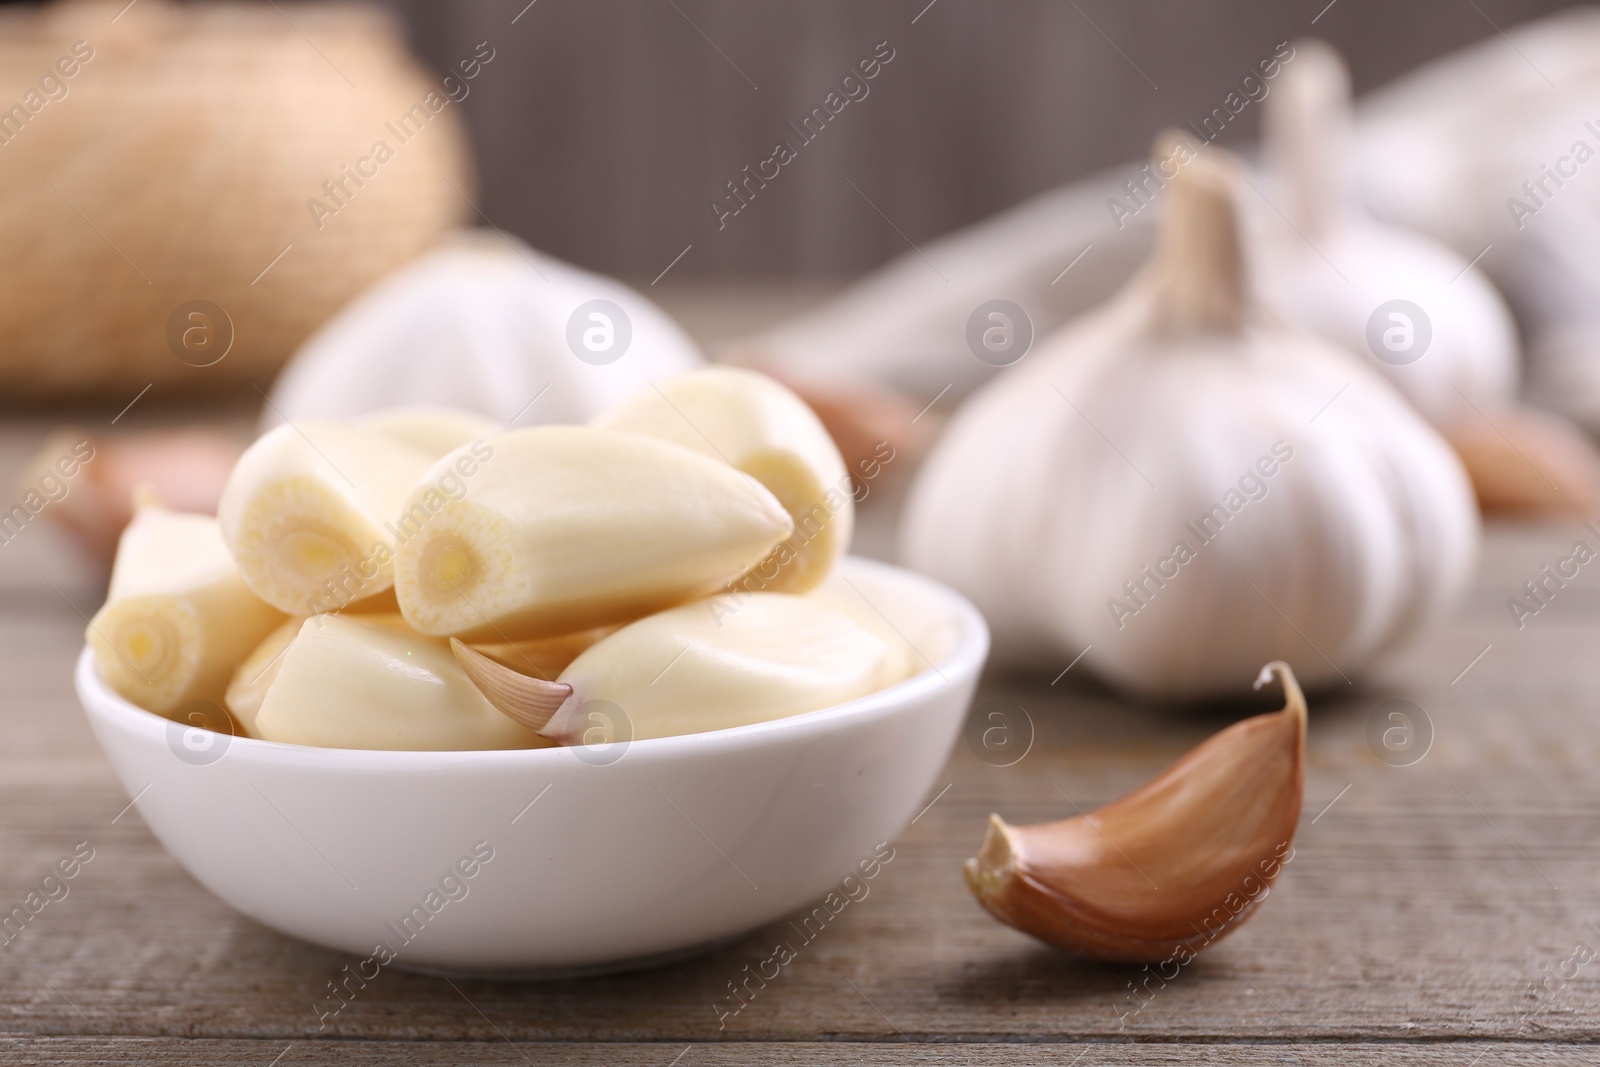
0, 0, 470, 398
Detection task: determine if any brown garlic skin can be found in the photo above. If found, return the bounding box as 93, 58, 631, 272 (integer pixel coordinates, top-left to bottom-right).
1442, 406, 1600, 515
965, 662, 1306, 963
450, 638, 571, 731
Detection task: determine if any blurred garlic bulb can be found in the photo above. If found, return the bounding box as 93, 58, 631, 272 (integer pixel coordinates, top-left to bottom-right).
265, 231, 703, 431
901, 138, 1479, 698
353, 406, 503, 460
1258, 39, 1518, 429
1351, 9, 1600, 433
1262, 42, 1600, 510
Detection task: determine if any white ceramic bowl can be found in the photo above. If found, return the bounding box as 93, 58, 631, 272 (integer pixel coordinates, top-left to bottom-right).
75, 558, 987, 977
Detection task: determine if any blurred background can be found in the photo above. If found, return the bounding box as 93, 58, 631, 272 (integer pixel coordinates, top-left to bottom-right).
0, 0, 1589, 568
379, 0, 1568, 279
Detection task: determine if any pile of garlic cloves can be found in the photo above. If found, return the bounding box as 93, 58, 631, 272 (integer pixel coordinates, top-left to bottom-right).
88, 369, 920, 751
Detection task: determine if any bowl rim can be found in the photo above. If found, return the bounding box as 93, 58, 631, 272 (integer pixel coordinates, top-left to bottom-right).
76, 556, 990, 769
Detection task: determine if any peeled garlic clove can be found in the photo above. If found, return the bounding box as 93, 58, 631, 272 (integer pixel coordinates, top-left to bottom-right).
805, 580, 924, 688
750, 367, 929, 493
353, 406, 504, 460
1443, 405, 1600, 514
596, 367, 852, 593
88, 506, 285, 716
393, 426, 793, 642
217, 421, 435, 615
529, 593, 889, 743
227, 608, 424, 734
254, 615, 551, 751
965, 662, 1306, 963
223, 617, 303, 737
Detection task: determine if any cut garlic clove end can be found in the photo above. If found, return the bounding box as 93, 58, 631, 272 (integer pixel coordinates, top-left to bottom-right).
965, 660, 1306, 963
218, 421, 435, 615
89, 507, 284, 716
449, 638, 573, 732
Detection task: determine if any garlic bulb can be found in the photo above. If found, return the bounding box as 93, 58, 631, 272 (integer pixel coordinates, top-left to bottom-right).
901, 138, 1478, 697
595, 367, 852, 593
354, 407, 503, 461
1352, 10, 1600, 434
1258, 39, 1518, 429
89, 506, 284, 715
265, 231, 703, 431
1264, 39, 1600, 515
254, 615, 549, 751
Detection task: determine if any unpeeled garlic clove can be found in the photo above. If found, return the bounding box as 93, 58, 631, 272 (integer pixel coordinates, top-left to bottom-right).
964, 661, 1307, 963
469, 626, 616, 681
26, 428, 243, 566
1443, 404, 1600, 515
595, 367, 852, 593
392, 426, 793, 642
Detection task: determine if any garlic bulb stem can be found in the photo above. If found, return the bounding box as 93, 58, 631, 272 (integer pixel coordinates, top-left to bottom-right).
1149, 136, 1246, 336
1266, 38, 1352, 240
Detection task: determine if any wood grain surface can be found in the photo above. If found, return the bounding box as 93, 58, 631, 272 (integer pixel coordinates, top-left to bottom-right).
1, 408, 1599, 1062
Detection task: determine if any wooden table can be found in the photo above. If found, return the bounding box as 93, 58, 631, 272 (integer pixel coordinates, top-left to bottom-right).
2, 403, 1598, 1065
